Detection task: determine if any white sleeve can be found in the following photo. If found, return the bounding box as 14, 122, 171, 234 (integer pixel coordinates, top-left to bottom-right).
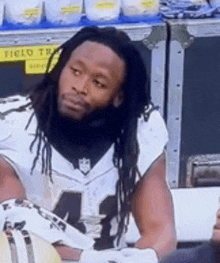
0, 118, 12, 142
0, 95, 31, 148
137, 110, 168, 176
0, 96, 35, 184
0, 199, 94, 250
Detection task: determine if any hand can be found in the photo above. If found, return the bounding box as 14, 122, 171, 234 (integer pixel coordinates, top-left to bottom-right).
53, 244, 83, 261
212, 209, 220, 244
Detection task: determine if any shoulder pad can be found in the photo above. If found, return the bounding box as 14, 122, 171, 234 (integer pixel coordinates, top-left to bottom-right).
0, 95, 31, 120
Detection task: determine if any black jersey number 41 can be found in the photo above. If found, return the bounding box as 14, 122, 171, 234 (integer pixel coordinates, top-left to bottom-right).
53, 191, 117, 235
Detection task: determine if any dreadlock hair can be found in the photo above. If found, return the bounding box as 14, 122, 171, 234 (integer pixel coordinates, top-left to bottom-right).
27, 26, 151, 245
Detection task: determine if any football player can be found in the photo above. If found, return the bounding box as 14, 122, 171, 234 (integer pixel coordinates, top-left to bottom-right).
0, 27, 176, 262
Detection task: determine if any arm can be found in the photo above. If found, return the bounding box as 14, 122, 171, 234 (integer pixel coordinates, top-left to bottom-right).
0, 157, 82, 261
0, 157, 26, 202
212, 209, 220, 244
130, 152, 177, 260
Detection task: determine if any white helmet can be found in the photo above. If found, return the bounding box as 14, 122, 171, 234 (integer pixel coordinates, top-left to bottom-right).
0, 229, 61, 263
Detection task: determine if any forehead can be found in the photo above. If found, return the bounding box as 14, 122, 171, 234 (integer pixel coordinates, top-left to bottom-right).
67, 41, 125, 73
70, 40, 120, 58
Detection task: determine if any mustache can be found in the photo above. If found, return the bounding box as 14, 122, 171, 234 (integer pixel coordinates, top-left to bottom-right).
60, 93, 88, 106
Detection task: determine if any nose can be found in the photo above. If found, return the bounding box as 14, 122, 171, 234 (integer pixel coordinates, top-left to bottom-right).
72, 76, 88, 95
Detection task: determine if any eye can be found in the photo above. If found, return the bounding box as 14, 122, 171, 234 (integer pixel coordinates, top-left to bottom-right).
71, 67, 80, 76
94, 79, 106, 89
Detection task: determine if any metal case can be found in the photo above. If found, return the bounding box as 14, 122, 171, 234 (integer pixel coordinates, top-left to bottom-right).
0, 22, 167, 116
166, 19, 220, 188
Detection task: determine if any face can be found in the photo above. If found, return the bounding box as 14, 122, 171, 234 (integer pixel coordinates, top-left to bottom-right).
58, 40, 126, 121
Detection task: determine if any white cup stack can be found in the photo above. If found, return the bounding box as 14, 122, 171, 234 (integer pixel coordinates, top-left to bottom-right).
0, 1, 4, 26
44, 0, 83, 25
5, 0, 43, 25
121, 0, 160, 17
84, 0, 121, 22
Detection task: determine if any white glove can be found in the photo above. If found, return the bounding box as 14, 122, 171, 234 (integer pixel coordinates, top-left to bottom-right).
79, 248, 158, 263
121, 248, 158, 263
79, 249, 124, 263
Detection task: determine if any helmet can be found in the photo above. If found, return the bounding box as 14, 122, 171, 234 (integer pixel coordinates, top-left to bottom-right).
0, 229, 61, 263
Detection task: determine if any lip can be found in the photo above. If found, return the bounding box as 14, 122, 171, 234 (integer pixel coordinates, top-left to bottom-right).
61, 93, 89, 112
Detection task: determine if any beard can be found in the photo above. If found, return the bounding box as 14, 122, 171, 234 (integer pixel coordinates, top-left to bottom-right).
42, 103, 124, 167
47, 102, 124, 148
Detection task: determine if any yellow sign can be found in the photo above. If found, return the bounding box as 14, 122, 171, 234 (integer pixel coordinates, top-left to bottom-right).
23, 8, 41, 18
141, 0, 155, 9
95, 2, 115, 9
0, 45, 59, 74
26, 59, 58, 74
61, 5, 81, 14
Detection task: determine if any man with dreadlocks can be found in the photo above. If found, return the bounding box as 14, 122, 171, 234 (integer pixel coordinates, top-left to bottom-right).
0, 27, 176, 262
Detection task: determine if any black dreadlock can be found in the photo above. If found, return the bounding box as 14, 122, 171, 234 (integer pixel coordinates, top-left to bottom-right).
27, 26, 151, 245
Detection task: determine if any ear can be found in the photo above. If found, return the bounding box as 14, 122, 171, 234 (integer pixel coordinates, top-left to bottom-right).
113, 90, 124, 108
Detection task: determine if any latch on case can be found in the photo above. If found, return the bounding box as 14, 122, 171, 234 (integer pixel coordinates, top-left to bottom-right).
186, 154, 220, 187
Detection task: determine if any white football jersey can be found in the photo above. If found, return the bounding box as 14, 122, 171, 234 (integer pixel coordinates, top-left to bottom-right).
0, 95, 168, 249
